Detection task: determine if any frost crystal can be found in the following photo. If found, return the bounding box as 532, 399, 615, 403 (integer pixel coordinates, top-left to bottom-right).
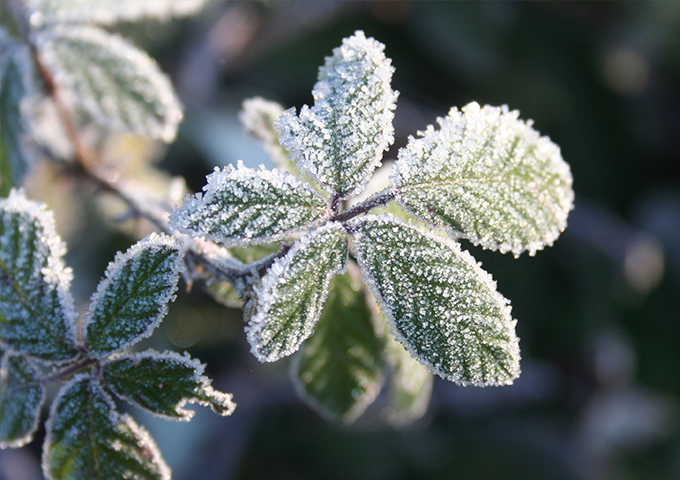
0, 190, 78, 362
35, 25, 182, 142
392, 102, 574, 256
351, 215, 521, 386
276, 30, 398, 200
103, 350, 236, 421
246, 223, 348, 362
83, 233, 183, 358
43, 375, 170, 480
171, 161, 329, 247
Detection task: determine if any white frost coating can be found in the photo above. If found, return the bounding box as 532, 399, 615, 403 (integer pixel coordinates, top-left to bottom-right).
35, 25, 182, 142
350, 214, 521, 386
392, 102, 574, 256
83, 233, 183, 358
170, 161, 330, 247
239, 97, 290, 167
102, 350, 236, 421
276, 30, 398, 200
246, 222, 348, 362
0, 190, 78, 361
28, 0, 207, 25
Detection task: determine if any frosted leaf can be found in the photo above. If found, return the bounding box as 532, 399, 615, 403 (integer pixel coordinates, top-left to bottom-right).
276, 30, 398, 200
0, 45, 35, 195
293, 270, 384, 424
43, 375, 170, 480
170, 161, 329, 247
35, 26, 182, 142
239, 97, 292, 169
28, 0, 207, 25
0, 353, 46, 448
350, 215, 521, 386
103, 350, 235, 421
0, 190, 78, 362
246, 222, 347, 362
83, 233, 182, 358
392, 102, 574, 256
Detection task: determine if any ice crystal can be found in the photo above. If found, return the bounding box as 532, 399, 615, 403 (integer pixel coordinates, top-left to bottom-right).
83, 233, 183, 358
392, 102, 574, 256
350, 215, 521, 386
0, 190, 78, 362
276, 30, 398, 200
43, 375, 170, 480
170, 161, 330, 247
246, 223, 348, 362
103, 350, 236, 421
0, 353, 45, 448
35, 25, 182, 142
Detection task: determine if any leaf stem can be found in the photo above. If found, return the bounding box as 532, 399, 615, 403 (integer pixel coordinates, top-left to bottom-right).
334, 187, 395, 223
40, 357, 98, 384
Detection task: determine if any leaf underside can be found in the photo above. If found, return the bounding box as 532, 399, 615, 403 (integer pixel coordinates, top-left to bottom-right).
351, 215, 520, 386
392, 102, 574, 256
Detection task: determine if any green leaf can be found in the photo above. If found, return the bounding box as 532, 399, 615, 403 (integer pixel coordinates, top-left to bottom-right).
35, 26, 182, 142
0, 353, 45, 448
350, 215, 521, 386
0, 45, 34, 196
294, 269, 384, 424
239, 97, 293, 171
246, 222, 348, 362
205, 279, 243, 308
276, 30, 398, 200
83, 233, 182, 358
171, 161, 329, 247
103, 350, 235, 420
43, 375, 170, 480
0, 191, 78, 362
392, 102, 574, 256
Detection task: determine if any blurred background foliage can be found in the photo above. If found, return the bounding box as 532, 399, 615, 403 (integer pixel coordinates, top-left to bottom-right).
2, 1, 680, 479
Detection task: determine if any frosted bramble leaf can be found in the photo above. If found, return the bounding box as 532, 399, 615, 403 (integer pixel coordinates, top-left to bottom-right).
43, 375, 170, 480
294, 270, 384, 424
392, 102, 574, 256
239, 97, 291, 169
0, 191, 78, 362
103, 350, 235, 421
350, 215, 521, 386
246, 222, 347, 362
0, 353, 46, 448
276, 30, 398, 200
28, 0, 207, 25
170, 161, 329, 247
83, 233, 182, 358
35, 26, 182, 142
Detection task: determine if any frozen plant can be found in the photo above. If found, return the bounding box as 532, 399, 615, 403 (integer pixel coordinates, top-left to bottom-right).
171, 31, 574, 423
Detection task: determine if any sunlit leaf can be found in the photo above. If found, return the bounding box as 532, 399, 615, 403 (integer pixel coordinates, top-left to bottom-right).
246, 223, 347, 362
35, 25, 182, 142
103, 350, 235, 421
0, 190, 78, 362
351, 215, 521, 386
83, 233, 182, 358
392, 102, 574, 256
43, 375, 170, 480
0, 353, 45, 448
276, 30, 398, 200
294, 270, 384, 424
170, 161, 329, 247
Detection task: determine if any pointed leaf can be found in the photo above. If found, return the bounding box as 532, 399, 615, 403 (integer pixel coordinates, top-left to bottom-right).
103, 350, 235, 421
276, 30, 398, 200
246, 222, 347, 362
392, 102, 574, 256
0, 353, 45, 448
0, 191, 78, 362
35, 26, 182, 142
350, 215, 521, 386
294, 270, 384, 424
171, 161, 329, 247
43, 375, 170, 480
83, 233, 182, 358
28, 0, 207, 25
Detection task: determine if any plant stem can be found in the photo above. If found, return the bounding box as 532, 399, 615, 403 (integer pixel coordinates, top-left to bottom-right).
40, 356, 98, 384
334, 187, 395, 223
